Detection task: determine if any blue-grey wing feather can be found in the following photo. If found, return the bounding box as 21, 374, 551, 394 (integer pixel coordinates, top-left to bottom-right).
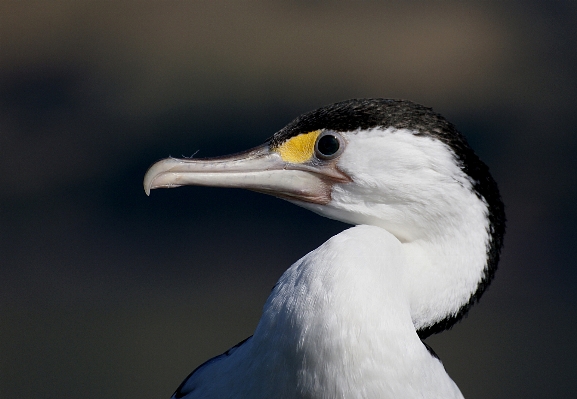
171, 336, 252, 398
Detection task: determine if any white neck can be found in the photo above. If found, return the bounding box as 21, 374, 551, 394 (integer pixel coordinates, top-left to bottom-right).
402, 195, 489, 330
243, 225, 464, 398
182, 226, 465, 398
174, 227, 469, 398
298, 128, 491, 331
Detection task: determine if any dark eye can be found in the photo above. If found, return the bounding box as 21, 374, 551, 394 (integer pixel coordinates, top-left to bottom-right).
315, 133, 343, 159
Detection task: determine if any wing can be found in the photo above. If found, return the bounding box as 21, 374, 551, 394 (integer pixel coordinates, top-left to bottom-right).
171, 336, 252, 399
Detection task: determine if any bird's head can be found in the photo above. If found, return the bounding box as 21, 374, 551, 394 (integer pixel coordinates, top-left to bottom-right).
144, 99, 503, 244
144, 99, 506, 336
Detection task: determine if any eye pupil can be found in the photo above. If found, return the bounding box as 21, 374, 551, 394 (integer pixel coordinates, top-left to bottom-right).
317, 135, 340, 157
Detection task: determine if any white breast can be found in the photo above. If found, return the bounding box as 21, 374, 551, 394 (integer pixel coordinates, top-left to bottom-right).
180, 226, 464, 399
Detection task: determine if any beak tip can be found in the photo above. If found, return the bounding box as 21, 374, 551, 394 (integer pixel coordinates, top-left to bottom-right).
143, 158, 181, 196
143, 169, 157, 196
143, 178, 152, 195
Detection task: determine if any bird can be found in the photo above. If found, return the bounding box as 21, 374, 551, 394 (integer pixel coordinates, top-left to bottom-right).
143, 98, 505, 399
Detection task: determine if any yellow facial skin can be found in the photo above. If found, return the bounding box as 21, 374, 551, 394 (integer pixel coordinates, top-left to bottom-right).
273, 130, 322, 163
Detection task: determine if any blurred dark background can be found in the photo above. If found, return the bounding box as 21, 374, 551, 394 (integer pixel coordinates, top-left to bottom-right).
1, 2, 576, 398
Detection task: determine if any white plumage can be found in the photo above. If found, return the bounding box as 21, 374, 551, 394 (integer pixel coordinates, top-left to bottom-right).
144, 99, 505, 398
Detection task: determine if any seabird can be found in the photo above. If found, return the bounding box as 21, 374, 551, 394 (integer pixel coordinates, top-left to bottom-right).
144, 98, 505, 399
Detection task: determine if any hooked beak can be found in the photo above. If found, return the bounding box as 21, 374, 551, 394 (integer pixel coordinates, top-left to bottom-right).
143, 143, 350, 205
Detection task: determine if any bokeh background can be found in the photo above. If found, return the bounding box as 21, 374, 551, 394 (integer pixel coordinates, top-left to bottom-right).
1, 2, 576, 398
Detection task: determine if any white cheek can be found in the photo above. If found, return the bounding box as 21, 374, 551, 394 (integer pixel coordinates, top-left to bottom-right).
326, 128, 481, 240
339, 129, 453, 193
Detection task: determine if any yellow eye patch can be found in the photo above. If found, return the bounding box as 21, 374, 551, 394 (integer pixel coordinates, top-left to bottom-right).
273, 130, 321, 163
